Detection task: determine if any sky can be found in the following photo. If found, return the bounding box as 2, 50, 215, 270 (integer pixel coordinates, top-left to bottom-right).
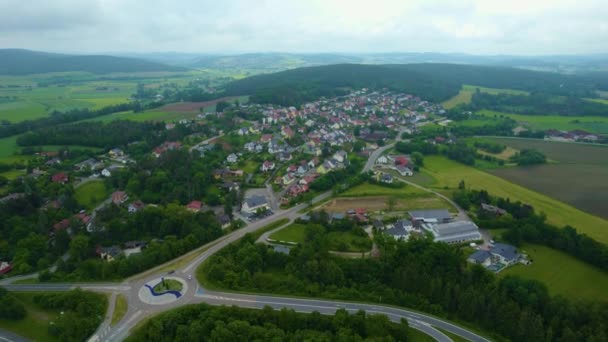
0, 0, 607, 55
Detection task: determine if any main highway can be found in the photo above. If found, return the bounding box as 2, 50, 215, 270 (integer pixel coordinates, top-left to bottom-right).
1, 128, 491, 342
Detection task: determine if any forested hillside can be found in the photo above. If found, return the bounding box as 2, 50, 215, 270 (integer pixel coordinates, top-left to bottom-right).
224, 63, 604, 106
0, 49, 185, 75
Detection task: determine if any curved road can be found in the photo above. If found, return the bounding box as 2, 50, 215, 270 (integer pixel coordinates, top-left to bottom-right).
2, 133, 491, 342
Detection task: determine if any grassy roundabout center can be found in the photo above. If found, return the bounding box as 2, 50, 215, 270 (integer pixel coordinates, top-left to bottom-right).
153, 278, 183, 293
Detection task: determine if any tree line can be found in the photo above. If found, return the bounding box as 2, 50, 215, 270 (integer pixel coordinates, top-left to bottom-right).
129, 303, 412, 342
468, 92, 608, 117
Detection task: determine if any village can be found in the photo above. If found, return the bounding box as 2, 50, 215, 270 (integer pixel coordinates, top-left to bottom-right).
0, 89, 522, 275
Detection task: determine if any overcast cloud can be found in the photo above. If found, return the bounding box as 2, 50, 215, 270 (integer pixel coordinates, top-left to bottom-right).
0, 0, 606, 55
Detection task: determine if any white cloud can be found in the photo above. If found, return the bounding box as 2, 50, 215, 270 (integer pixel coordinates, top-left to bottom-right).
0, 0, 606, 54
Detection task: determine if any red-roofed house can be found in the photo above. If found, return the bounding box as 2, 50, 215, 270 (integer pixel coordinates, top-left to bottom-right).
281, 126, 295, 139
394, 156, 409, 166
261, 160, 275, 172
186, 200, 202, 212
112, 191, 128, 205
261, 134, 273, 143
0, 262, 12, 275
51, 172, 69, 184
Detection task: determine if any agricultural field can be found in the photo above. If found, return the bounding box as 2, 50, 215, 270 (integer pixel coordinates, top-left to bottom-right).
415, 156, 608, 243
481, 138, 608, 220
478, 110, 608, 134
75, 180, 109, 210
441, 84, 528, 109
502, 244, 608, 302
83, 96, 249, 123
0, 71, 215, 123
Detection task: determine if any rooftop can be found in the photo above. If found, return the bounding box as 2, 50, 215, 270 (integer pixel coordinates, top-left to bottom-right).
409, 209, 451, 221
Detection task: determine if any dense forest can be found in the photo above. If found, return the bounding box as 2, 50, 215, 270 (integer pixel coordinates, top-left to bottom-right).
224, 63, 604, 106
128, 303, 412, 342
224, 64, 462, 105
17, 121, 166, 148
202, 225, 608, 341
0, 49, 184, 75
468, 92, 608, 117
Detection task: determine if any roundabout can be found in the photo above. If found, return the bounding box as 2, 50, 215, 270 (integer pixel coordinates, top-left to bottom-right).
138, 276, 188, 305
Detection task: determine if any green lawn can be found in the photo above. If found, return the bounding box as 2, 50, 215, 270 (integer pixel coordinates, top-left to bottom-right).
75, 180, 109, 210
111, 294, 128, 326
478, 110, 608, 134
269, 223, 309, 243
416, 156, 608, 243
0, 292, 61, 342
502, 244, 608, 302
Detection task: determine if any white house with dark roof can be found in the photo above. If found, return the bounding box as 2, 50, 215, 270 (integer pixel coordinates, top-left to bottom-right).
242, 195, 269, 214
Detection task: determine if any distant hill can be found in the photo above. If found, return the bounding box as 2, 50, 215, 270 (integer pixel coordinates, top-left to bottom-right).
141, 52, 608, 74
224, 63, 600, 106
0, 49, 186, 75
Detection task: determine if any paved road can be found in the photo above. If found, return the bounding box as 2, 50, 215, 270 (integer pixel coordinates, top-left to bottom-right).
362, 127, 405, 173
0, 329, 30, 342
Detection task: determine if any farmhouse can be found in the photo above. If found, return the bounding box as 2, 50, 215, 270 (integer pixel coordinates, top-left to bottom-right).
409, 209, 452, 224
242, 195, 270, 214
430, 221, 482, 244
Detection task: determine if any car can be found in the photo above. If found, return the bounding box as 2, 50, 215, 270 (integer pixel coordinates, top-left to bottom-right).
168, 270, 175, 274
188, 274, 192, 280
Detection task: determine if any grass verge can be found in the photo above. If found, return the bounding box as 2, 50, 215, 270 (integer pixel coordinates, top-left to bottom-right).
111, 294, 128, 326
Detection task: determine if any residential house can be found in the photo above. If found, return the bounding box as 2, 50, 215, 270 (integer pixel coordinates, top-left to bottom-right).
237, 127, 249, 135
128, 200, 145, 213
0, 261, 12, 275
218, 214, 231, 229
45, 157, 61, 166
490, 243, 520, 266
376, 155, 388, 164
51, 172, 69, 184
226, 153, 238, 164
111, 191, 129, 205
186, 200, 202, 212
74, 158, 103, 172
467, 250, 492, 266
384, 225, 409, 240
261, 160, 275, 172
381, 173, 393, 184
242, 195, 270, 214
101, 164, 122, 177
108, 148, 124, 158
395, 165, 413, 176
96, 245, 122, 262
